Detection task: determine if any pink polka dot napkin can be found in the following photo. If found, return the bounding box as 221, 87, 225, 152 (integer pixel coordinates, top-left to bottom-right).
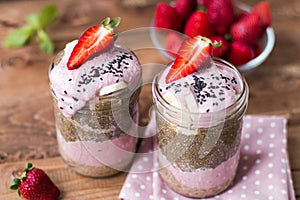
119, 115, 296, 200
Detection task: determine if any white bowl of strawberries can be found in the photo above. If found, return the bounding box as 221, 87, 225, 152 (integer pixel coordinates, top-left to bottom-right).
151, 0, 275, 74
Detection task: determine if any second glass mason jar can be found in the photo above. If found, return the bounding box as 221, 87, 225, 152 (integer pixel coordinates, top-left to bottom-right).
49, 43, 142, 177
152, 58, 248, 198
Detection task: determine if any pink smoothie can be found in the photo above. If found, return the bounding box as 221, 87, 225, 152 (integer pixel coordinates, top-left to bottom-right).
56, 127, 137, 168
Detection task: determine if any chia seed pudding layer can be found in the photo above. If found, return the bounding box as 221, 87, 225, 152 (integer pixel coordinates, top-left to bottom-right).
157, 139, 240, 198
153, 58, 248, 197
49, 41, 142, 177
54, 88, 140, 142
156, 110, 244, 170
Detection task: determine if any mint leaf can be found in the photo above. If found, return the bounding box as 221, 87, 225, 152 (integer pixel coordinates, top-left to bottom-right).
26, 14, 40, 30
4, 25, 34, 47
4, 4, 58, 54
37, 29, 54, 54
38, 4, 58, 29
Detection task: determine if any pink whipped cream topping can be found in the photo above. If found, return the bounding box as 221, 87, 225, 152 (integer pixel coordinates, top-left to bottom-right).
49, 40, 142, 118
159, 150, 240, 190
158, 61, 243, 114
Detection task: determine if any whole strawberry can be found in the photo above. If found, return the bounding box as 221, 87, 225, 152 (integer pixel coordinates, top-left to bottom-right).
154, 2, 182, 31
206, 0, 235, 35
227, 41, 255, 66
184, 10, 213, 38
230, 13, 263, 46
174, 0, 197, 22
251, 1, 271, 30
10, 163, 60, 200
165, 32, 185, 57
209, 35, 230, 58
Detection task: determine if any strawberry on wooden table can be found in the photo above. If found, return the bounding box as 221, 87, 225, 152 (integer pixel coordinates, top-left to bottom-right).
165, 36, 221, 84
10, 163, 60, 200
67, 17, 120, 70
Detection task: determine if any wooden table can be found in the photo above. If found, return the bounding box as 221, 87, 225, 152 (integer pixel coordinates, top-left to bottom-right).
0, 0, 299, 199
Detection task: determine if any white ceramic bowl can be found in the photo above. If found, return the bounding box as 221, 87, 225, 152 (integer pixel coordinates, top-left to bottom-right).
150, 1, 275, 74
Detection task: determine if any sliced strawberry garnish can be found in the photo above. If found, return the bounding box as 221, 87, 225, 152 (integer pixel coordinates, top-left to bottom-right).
67, 17, 120, 70
165, 36, 220, 84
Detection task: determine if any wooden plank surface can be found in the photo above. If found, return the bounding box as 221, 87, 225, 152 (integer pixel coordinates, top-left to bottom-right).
0, 157, 127, 200
0, 0, 300, 199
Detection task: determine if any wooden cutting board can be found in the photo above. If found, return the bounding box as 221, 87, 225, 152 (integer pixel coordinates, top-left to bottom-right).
0, 157, 127, 200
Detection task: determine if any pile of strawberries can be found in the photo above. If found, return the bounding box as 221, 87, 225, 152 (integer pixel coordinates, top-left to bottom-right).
154, 0, 272, 67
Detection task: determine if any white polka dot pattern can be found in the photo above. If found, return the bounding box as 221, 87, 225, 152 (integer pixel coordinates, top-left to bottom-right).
119, 115, 296, 200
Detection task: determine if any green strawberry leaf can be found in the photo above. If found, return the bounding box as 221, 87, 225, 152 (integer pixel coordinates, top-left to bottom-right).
9, 178, 21, 190
4, 25, 34, 48
109, 17, 121, 28
38, 4, 58, 29
37, 29, 54, 54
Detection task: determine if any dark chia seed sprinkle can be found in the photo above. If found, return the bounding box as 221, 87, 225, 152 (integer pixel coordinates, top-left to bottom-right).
61, 98, 64, 101
72, 97, 79, 101
162, 73, 238, 108
59, 107, 63, 109
231, 77, 238, 84
64, 90, 67, 95
73, 51, 133, 95
68, 78, 72, 81
70, 106, 73, 109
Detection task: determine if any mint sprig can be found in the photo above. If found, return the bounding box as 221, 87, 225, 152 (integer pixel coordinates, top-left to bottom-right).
4, 4, 58, 54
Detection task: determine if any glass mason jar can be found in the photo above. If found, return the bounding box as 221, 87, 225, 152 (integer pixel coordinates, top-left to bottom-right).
152, 58, 248, 198
49, 51, 141, 177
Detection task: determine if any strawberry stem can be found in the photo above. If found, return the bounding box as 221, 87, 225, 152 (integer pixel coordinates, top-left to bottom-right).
197, 4, 207, 12
197, 36, 222, 48
10, 163, 34, 190
101, 17, 121, 31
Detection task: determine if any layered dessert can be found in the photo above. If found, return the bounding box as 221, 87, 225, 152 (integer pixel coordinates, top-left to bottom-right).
49, 18, 142, 177
152, 36, 248, 197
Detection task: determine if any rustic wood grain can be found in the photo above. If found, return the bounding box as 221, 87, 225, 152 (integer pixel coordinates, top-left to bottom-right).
0, 157, 127, 200
0, 0, 300, 199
